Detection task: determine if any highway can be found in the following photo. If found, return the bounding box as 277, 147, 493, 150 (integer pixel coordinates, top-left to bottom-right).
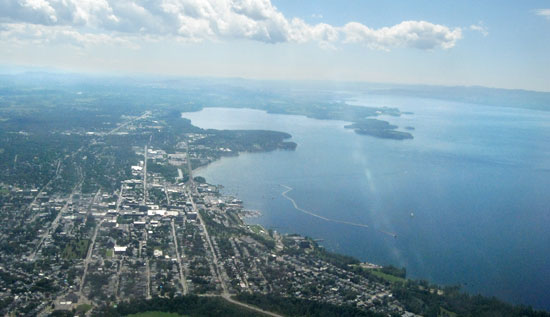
107, 111, 150, 135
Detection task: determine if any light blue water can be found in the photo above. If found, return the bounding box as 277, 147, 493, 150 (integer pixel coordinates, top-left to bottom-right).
183, 95, 550, 309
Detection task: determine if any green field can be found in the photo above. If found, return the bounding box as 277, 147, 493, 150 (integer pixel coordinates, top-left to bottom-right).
127, 312, 182, 317
370, 270, 406, 284
62, 239, 90, 260
249, 224, 266, 235
439, 307, 458, 317
76, 304, 92, 314
249, 224, 273, 239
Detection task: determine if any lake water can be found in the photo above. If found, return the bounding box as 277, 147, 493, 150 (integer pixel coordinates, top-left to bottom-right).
183, 94, 550, 309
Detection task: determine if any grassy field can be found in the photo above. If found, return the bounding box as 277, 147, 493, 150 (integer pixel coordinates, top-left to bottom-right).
439, 307, 458, 317
127, 312, 182, 317
62, 239, 89, 260
76, 304, 92, 314
249, 224, 273, 238
370, 270, 406, 284
249, 224, 266, 235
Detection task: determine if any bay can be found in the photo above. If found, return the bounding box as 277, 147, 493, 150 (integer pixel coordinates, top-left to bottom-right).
183, 94, 550, 309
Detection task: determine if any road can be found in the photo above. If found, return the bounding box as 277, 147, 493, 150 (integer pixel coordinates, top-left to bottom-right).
198, 294, 284, 317
222, 294, 284, 317
146, 259, 151, 299
30, 110, 145, 223
33, 114, 149, 316
184, 143, 283, 316
27, 140, 89, 226
143, 145, 148, 204
194, 202, 228, 293
30, 177, 83, 260
27, 158, 66, 224
114, 258, 123, 300
116, 184, 124, 212
171, 219, 188, 295
83, 188, 101, 227
78, 219, 104, 302
107, 111, 150, 135
185, 143, 226, 293
164, 183, 171, 205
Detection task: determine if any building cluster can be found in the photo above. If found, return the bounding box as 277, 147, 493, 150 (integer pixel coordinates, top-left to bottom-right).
0, 112, 414, 317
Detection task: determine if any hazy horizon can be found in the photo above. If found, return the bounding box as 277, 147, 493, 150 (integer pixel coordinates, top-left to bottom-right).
3, 64, 550, 95
1, 0, 549, 91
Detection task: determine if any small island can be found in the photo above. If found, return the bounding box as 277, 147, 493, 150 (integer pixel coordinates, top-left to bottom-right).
345, 119, 414, 140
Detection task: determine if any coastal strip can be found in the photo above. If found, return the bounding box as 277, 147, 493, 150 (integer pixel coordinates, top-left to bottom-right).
280, 184, 397, 238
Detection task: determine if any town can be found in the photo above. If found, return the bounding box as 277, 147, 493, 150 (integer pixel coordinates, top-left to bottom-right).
1, 76, 548, 317
0, 110, 410, 316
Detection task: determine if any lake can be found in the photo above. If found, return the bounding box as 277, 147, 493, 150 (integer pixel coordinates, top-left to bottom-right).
183, 94, 550, 309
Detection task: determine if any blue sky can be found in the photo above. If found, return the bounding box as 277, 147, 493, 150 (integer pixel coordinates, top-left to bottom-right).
0, 0, 549, 91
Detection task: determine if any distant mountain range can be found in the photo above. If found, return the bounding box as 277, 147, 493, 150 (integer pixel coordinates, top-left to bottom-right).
1, 66, 549, 112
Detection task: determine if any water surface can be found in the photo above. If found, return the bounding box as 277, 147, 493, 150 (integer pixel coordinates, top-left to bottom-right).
183, 95, 550, 309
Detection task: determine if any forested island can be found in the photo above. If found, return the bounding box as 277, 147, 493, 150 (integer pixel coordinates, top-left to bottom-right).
344, 119, 414, 140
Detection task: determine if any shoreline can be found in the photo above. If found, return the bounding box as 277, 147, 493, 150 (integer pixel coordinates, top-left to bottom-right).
182, 106, 550, 311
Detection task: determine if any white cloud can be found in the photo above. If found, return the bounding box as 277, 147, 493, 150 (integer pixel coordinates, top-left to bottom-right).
342, 20, 462, 50
0, 22, 137, 49
0, 0, 463, 50
534, 8, 550, 20
470, 22, 488, 36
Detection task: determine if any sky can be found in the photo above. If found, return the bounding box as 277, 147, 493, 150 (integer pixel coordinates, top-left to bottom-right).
0, 0, 549, 91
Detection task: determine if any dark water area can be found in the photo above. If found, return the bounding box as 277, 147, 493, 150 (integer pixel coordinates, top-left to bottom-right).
183, 94, 550, 309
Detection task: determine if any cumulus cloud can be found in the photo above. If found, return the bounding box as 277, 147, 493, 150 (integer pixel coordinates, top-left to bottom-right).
0, 22, 136, 47
534, 8, 550, 20
470, 22, 488, 36
343, 20, 462, 50
0, 0, 463, 50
